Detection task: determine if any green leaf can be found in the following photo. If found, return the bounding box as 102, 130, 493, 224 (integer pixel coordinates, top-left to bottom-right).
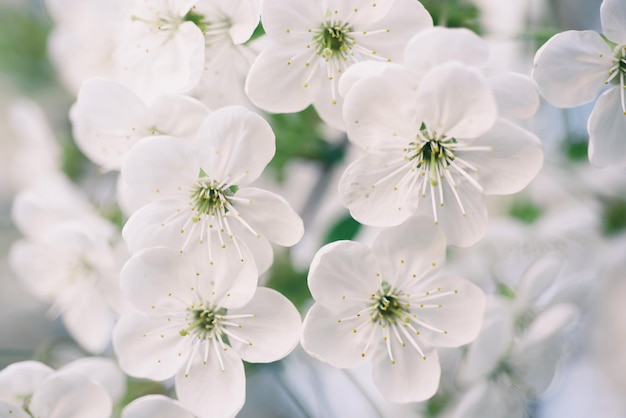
268, 107, 341, 181
0, 5, 55, 92
264, 252, 311, 311
323, 214, 361, 244
602, 198, 626, 236
509, 200, 543, 224
421, 0, 481, 33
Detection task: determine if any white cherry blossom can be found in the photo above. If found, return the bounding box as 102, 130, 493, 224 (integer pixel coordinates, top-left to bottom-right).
532, 0, 626, 167
113, 246, 301, 418
301, 216, 486, 403
245, 0, 433, 130
121, 106, 304, 273
339, 62, 543, 246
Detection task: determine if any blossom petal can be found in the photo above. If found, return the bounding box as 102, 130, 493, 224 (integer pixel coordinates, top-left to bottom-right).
601, 0, 626, 45
150, 94, 211, 142
532, 30, 613, 107
245, 44, 322, 113
487, 73, 540, 120
588, 86, 626, 167
122, 136, 198, 201
122, 199, 189, 253
30, 371, 111, 418
456, 299, 514, 387
115, 21, 205, 103
415, 62, 497, 139
175, 347, 246, 418
510, 304, 578, 393
301, 302, 374, 368
70, 78, 152, 170
405, 27, 488, 79
338, 61, 411, 98
460, 119, 544, 195
122, 395, 193, 418
0, 400, 29, 418
120, 247, 197, 314
228, 221, 274, 274
230, 187, 303, 247
409, 275, 486, 348
312, 80, 346, 131
112, 312, 189, 381
513, 255, 562, 314
343, 73, 417, 152
371, 340, 440, 403
334, 0, 395, 26
414, 181, 489, 247
0, 361, 53, 406
192, 41, 255, 109
372, 216, 446, 290
185, 243, 258, 309
355, 0, 433, 62
62, 291, 115, 354
227, 288, 301, 363
122, 245, 257, 313
260, 0, 321, 40
116, 174, 150, 217
339, 153, 420, 227
308, 240, 381, 308
59, 357, 126, 404
195, 106, 275, 185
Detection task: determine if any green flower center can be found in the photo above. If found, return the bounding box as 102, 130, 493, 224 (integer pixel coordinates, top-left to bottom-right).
190, 179, 236, 218
607, 45, 626, 85
407, 130, 457, 187
315, 22, 352, 58
180, 304, 228, 338
370, 282, 410, 326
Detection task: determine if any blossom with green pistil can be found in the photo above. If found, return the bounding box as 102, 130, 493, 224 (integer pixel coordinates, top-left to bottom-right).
340, 62, 543, 247
113, 247, 301, 418
301, 217, 486, 403
121, 106, 304, 274
245, 0, 433, 130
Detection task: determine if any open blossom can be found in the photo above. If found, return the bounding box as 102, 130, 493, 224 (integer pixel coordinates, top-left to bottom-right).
70, 78, 210, 172
339, 62, 543, 246
301, 216, 486, 403
532, 0, 626, 167
121, 105, 303, 273
0, 359, 122, 418
113, 246, 301, 418
245, 0, 433, 130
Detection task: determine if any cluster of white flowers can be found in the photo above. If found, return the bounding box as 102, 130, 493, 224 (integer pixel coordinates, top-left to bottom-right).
2, 0, 625, 416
